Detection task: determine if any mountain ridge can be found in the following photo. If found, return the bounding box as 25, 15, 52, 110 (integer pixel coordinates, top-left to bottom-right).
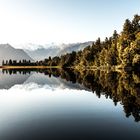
24, 41, 93, 60
0, 44, 33, 65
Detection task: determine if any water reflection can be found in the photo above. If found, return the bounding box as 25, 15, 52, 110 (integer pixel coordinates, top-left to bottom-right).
1, 68, 140, 122
0, 88, 133, 140
0, 68, 140, 140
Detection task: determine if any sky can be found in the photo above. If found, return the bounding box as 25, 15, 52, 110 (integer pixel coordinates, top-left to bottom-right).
0, 0, 140, 47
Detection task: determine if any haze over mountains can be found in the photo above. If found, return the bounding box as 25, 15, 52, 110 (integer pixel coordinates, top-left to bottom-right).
24, 42, 93, 60
0, 42, 93, 65
0, 44, 33, 65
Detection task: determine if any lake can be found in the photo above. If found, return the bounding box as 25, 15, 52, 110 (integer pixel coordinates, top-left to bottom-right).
0, 69, 140, 140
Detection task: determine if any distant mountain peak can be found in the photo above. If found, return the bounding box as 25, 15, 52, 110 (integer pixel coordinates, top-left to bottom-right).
0, 43, 14, 49
24, 41, 93, 61
0, 44, 33, 65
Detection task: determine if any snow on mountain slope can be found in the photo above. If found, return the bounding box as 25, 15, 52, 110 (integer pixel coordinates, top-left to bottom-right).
24, 42, 93, 60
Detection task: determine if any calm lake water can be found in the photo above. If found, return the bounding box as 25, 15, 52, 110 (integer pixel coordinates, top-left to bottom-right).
0, 69, 140, 140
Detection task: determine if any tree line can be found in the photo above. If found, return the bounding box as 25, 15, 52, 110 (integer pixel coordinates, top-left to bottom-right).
39, 14, 140, 70
2, 59, 36, 66
2, 14, 140, 70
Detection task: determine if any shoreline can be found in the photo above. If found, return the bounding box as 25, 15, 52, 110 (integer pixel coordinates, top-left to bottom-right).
0, 65, 137, 73
0, 66, 61, 69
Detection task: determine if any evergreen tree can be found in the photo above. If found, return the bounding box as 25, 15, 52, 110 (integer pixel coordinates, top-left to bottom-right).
2, 60, 4, 66
9, 59, 12, 65
132, 14, 140, 33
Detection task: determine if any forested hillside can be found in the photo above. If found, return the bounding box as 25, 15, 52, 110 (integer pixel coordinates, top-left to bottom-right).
3, 15, 140, 72
39, 15, 140, 71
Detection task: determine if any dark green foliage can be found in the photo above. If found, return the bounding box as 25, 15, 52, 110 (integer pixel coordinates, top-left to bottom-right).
60, 51, 76, 67
39, 15, 140, 69
132, 14, 140, 33
51, 56, 60, 66
123, 19, 133, 35
2, 59, 36, 66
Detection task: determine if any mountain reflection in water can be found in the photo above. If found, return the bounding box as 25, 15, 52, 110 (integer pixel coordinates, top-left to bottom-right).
2, 68, 140, 122
0, 68, 140, 140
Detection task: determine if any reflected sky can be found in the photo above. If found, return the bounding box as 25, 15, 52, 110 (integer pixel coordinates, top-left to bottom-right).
0, 82, 140, 140
0, 70, 140, 140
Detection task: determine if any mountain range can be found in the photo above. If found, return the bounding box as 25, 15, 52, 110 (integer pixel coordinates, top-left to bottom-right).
24, 42, 93, 60
0, 42, 93, 65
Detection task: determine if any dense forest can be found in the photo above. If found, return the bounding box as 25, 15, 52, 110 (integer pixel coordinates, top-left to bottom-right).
2, 15, 140, 72
38, 14, 140, 71
47, 15, 140, 69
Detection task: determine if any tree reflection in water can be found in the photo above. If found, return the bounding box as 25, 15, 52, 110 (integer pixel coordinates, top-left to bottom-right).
2, 68, 140, 122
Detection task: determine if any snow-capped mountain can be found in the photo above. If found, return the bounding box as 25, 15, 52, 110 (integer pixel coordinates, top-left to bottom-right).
24, 41, 93, 60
